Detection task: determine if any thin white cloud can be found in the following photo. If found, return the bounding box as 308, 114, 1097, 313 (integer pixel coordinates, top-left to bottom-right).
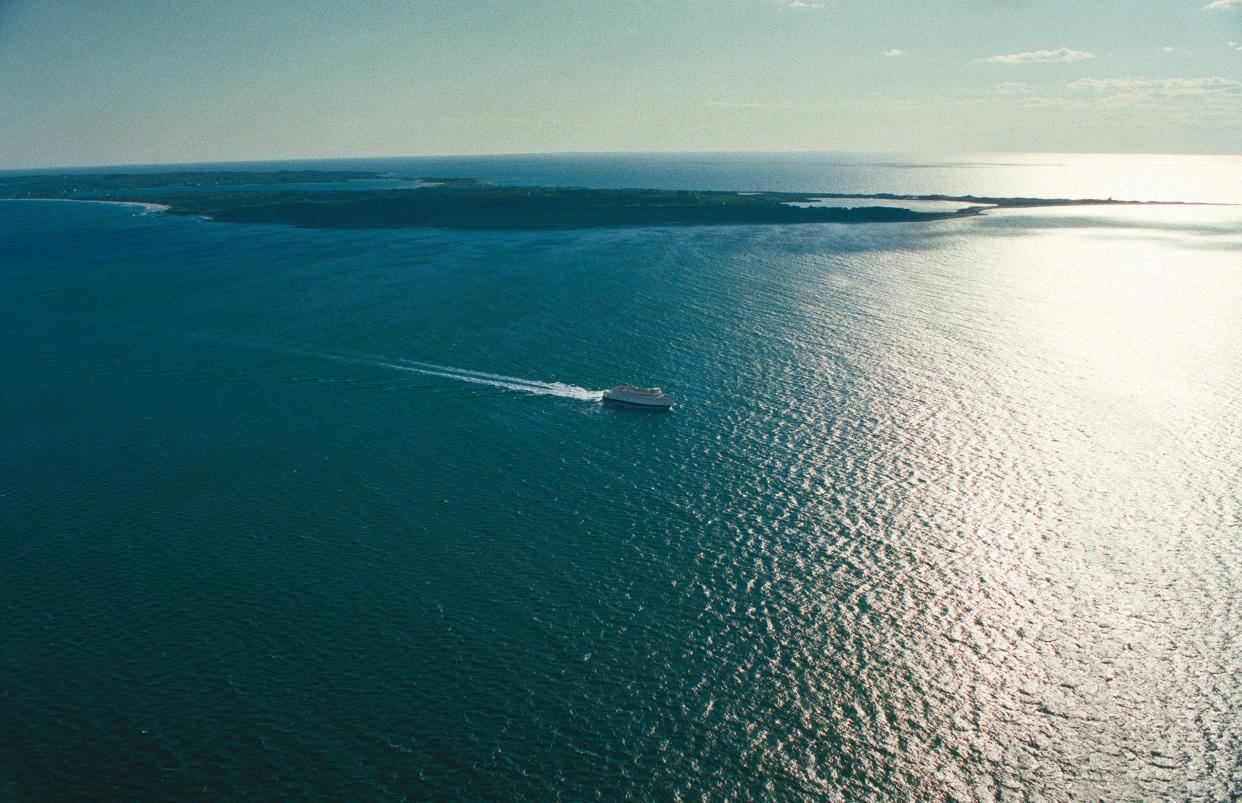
1230, 41, 1242, 50
788, 1, 822, 7
991, 81, 1030, 95
704, 97, 926, 111
1161, 46, 1176, 53
884, 48, 904, 57
705, 100, 820, 110
1067, 76, 1242, 98
1204, 0, 1242, 9
954, 73, 1242, 126
989, 47, 1096, 64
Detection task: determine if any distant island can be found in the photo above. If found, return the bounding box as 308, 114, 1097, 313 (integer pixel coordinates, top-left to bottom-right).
0, 170, 1185, 230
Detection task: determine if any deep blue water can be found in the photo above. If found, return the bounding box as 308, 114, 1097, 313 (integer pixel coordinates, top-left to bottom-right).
2, 154, 1241, 799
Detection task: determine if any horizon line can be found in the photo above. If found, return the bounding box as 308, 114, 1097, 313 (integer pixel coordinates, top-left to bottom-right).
4, 147, 1241, 173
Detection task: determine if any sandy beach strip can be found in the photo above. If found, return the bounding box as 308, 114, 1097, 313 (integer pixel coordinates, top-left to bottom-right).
3, 197, 171, 212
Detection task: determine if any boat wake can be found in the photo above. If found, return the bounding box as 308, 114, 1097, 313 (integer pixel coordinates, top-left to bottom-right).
156, 332, 606, 402
374, 358, 603, 401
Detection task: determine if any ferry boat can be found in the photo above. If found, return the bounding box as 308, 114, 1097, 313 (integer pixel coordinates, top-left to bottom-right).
602, 385, 673, 409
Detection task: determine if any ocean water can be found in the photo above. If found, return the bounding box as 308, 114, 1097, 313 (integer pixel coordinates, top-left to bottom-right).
2, 154, 1240, 800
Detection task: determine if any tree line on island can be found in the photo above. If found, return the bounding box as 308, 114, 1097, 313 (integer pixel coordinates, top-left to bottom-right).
0, 170, 1176, 230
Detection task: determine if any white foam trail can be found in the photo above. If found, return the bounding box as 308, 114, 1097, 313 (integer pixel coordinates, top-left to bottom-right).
378, 359, 603, 401
174, 336, 605, 402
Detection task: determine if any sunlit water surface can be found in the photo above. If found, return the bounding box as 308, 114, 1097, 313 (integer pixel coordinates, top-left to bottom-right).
2, 155, 1240, 800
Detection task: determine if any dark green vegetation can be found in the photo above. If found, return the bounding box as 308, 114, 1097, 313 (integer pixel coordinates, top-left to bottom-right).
155, 186, 968, 228
0, 171, 1164, 230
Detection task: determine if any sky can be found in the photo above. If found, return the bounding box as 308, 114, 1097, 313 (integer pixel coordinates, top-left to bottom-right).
1, 0, 1241, 168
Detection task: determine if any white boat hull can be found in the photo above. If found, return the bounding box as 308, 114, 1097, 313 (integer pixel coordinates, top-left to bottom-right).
602, 388, 674, 408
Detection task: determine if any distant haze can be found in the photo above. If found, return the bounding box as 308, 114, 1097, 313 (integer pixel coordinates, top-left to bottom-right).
2, 0, 1241, 168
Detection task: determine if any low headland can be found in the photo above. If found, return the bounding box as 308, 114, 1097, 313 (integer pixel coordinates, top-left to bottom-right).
0, 170, 1191, 230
